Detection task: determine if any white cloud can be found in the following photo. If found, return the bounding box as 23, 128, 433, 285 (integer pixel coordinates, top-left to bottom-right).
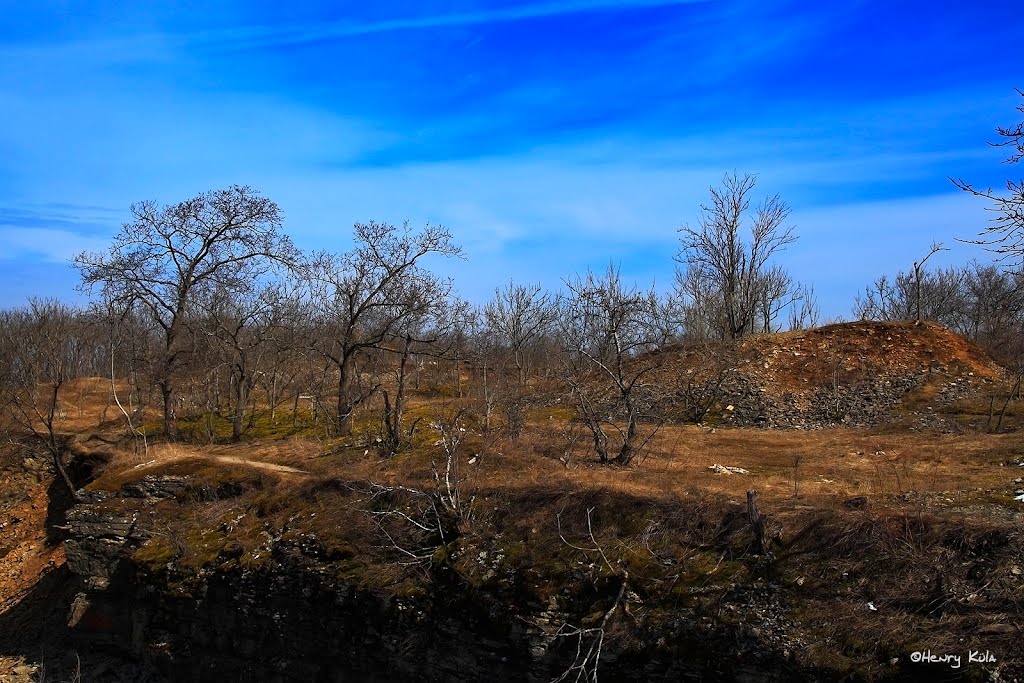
0, 228, 110, 263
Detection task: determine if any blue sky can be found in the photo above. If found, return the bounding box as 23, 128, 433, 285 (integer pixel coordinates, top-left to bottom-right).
1, 0, 1021, 317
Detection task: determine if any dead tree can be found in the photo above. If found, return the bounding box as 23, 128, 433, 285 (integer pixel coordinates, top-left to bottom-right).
379, 298, 470, 456
953, 89, 1024, 265
360, 408, 477, 566
484, 280, 556, 385
0, 300, 85, 498
200, 282, 291, 440
746, 489, 767, 555
854, 264, 966, 326
676, 172, 798, 340
788, 283, 820, 330
305, 221, 462, 436
560, 264, 663, 466
75, 185, 296, 438
100, 298, 150, 457
551, 507, 630, 683
912, 242, 947, 322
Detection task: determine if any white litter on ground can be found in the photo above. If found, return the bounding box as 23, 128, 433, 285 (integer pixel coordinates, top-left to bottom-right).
708, 464, 749, 475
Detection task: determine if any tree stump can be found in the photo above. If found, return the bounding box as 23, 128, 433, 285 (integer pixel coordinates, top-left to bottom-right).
747, 489, 767, 555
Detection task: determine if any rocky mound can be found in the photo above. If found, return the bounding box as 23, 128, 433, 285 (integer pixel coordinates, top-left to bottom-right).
658, 321, 1004, 429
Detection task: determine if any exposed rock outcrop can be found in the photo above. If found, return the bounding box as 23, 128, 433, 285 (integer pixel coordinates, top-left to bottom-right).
59, 492, 802, 682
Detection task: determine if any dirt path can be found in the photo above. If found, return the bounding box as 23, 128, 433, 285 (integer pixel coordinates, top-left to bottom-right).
201, 455, 308, 475
127, 449, 309, 476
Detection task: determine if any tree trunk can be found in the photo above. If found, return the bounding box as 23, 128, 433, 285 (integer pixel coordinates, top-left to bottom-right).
160, 381, 177, 438
335, 403, 353, 437
589, 420, 609, 463
231, 373, 248, 441
515, 349, 526, 385
747, 490, 766, 555
52, 446, 78, 502
269, 371, 278, 421
616, 406, 638, 466
42, 384, 79, 501
336, 363, 353, 436
996, 368, 1024, 432
381, 334, 413, 455
482, 362, 491, 431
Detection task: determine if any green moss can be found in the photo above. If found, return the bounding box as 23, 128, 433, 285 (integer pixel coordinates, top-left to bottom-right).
667, 555, 745, 601
182, 528, 228, 567
140, 407, 326, 442
133, 537, 177, 572
525, 406, 576, 422
390, 578, 426, 599
431, 545, 449, 564
620, 549, 665, 580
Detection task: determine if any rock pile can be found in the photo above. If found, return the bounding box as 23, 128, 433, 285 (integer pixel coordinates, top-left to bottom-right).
658, 321, 1004, 429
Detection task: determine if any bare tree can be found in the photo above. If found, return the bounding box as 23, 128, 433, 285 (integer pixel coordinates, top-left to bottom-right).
360, 408, 478, 567
913, 242, 947, 322
74, 185, 297, 438
99, 298, 152, 457
659, 338, 736, 424
674, 264, 725, 341
466, 306, 501, 431
378, 298, 470, 456
952, 89, 1024, 264
483, 281, 556, 385
560, 264, 663, 466
551, 507, 629, 683
0, 300, 85, 497
305, 221, 462, 437
756, 264, 798, 333
854, 265, 965, 326
960, 263, 1024, 359
788, 283, 820, 330
676, 172, 798, 339
200, 281, 291, 441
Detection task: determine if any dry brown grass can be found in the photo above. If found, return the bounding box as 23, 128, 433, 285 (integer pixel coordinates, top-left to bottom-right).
15, 322, 1021, 679
69, 380, 1024, 528
49, 377, 152, 432
49, 401, 1024, 681
400, 418, 1023, 517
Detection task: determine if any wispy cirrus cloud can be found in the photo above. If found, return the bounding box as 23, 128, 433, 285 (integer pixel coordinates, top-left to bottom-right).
1, 0, 713, 56
198, 0, 714, 50
0, 0, 1020, 315
0, 228, 110, 263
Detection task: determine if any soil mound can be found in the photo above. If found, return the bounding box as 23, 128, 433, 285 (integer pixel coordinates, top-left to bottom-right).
661, 320, 1004, 428
741, 320, 1002, 389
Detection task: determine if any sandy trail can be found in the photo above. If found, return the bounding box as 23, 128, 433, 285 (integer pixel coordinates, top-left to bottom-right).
128, 445, 310, 476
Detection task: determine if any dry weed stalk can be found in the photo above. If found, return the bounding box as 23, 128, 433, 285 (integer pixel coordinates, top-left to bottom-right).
431, 409, 475, 526
362, 482, 447, 566
792, 454, 802, 498
550, 507, 630, 683
359, 409, 477, 566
